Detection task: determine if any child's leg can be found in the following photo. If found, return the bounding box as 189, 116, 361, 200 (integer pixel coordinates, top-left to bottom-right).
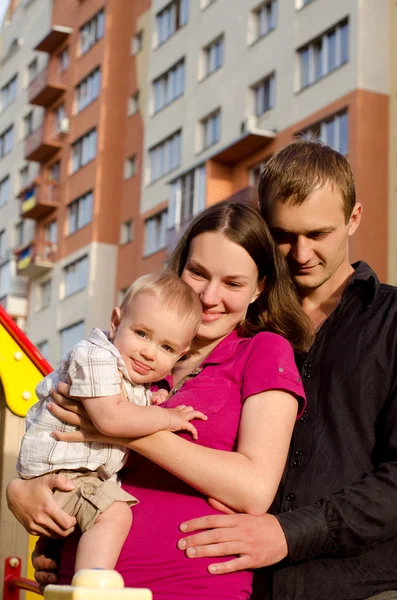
75, 502, 132, 572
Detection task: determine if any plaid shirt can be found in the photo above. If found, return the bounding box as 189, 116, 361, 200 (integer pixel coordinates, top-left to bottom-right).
17, 328, 151, 480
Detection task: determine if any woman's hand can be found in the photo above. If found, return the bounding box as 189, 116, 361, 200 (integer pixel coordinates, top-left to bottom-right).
48, 383, 94, 430
6, 476, 76, 537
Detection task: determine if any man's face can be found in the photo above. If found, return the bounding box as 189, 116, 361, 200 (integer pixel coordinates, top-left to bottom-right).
266, 183, 361, 292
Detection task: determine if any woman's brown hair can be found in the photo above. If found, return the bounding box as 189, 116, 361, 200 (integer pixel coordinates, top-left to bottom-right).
168, 201, 313, 353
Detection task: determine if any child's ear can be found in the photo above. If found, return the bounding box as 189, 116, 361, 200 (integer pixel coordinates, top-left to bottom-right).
178, 345, 191, 360
110, 308, 122, 341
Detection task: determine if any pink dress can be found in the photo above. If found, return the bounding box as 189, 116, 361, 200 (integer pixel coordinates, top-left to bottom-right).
59, 329, 305, 599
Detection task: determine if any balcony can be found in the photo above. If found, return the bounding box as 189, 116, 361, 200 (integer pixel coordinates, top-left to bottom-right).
28, 63, 68, 107
15, 241, 55, 279
18, 180, 60, 221
35, 25, 72, 54
210, 129, 275, 166
24, 123, 63, 163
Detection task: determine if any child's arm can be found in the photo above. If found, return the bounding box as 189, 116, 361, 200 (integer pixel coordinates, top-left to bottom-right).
81, 394, 207, 440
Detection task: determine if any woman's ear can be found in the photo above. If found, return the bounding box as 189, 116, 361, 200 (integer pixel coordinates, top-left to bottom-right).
110, 307, 122, 341
250, 278, 266, 304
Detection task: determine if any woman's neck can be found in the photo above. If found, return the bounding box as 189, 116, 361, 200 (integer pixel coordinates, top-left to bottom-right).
172, 332, 230, 385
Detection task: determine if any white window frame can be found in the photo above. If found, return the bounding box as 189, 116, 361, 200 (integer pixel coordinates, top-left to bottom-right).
155, 0, 189, 47
149, 130, 182, 183
200, 109, 221, 151
252, 72, 276, 116
120, 220, 134, 245
202, 36, 224, 78
297, 19, 349, 90
127, 91, 140, 116
144, 210, 168, 256
75, 67, 101, 113
71, 128, 97, 174
152, 59, 185, 113
0, 175, 10, 207
67, 192, 93, 235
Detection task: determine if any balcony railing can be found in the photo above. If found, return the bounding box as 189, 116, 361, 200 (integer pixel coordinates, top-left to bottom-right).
28, 62, 68, 107
24, 123, 63, 163
14, 240, 56, 279
18, 180, 60, 221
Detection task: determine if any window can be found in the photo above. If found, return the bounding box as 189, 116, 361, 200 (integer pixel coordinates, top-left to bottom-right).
44, 220, 58, 245
127, 91, 140, 116
0, 175, 10, 206
27, 58, 38, 83
149, 130, 182, 183
131, 30, 143, 55
0, 230, 6, 259
49, 161, 61, 182
79, 9, 105, 55
203, 36, 223, 77
71, 128, 97, 173
15, 221, 24, 247
169, 165, 206, 230
37, 340, 50, 360
298, 20, 349, 90
64, 256, 89, 297
156, 0, 189, 46
144, 210, 168, 256
249, 0, 278, 44
253, 72, 276, 116
23, 111, 34, 138
60, 321, 85, 359
0, 261, 11, 299
75, 67, 101, 113
153, 59, 185, 113
58, 48, 69, 74
124, 155, 137, 179
249, 158, 269, 186
38, 279, 51, 310
1, 74, 17, 111
299, 110, 349, 155
296, 0, 315, 8
120, 220, 133, 245
201, 109, 221, 150
53, 104, 66, 136
67, 191, 93, 235
0, 125, 14, 158
19, 165, 29, 188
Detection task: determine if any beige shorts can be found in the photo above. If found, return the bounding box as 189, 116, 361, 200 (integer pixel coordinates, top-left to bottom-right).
53, 470, 138, 533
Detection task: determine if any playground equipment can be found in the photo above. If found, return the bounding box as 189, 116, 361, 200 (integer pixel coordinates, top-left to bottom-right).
3, 560, 152, 599
0, 305, 52, 598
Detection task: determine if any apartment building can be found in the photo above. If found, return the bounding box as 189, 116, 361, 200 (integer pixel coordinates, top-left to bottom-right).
13, 0, 150, 365
0, 0, 52, 330
139, 0, 390, 283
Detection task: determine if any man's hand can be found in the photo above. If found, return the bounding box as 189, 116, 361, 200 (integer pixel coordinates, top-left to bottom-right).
32, 537, 61, 593
177, 512, 288, 574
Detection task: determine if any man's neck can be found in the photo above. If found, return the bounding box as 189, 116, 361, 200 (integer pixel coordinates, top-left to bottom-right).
299, 260, 355, 332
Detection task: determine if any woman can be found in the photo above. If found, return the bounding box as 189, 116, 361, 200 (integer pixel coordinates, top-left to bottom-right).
7, 202, 311, 600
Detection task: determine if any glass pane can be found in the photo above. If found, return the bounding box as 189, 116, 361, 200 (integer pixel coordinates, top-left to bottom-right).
300, 47, 310, 87
340, 22, 349, 64
327, 30, 337, 71
338, 112, 349, 155
325, 118, 336, 149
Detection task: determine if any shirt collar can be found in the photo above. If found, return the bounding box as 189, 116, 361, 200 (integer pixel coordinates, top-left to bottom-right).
344, 261, 379, 307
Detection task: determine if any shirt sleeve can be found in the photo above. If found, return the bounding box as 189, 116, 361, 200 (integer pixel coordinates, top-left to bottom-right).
277, 377, 397, 562
242, 332, 306, 417
68, 345, 122, 398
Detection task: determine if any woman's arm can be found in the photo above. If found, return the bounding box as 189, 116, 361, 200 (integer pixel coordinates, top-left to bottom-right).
53, 388, 298, 515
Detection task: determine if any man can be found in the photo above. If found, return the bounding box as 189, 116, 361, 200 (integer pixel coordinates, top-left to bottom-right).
176, 141, 397, 600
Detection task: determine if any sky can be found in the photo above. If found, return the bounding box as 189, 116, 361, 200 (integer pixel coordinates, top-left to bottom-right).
0, 0, 8, 26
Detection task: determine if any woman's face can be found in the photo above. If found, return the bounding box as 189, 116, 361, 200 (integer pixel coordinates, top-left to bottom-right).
181, 231, 263, 343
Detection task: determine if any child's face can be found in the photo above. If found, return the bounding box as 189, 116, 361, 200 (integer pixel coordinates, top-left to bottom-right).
110, 293, 195, 384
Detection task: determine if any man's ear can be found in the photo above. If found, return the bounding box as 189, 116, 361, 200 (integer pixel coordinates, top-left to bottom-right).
348, 203, 362, 236
250, 278, 266, 304
110, 307, 122, 341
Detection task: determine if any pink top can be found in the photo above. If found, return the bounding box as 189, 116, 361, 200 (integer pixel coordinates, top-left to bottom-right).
59, 329, 305, 599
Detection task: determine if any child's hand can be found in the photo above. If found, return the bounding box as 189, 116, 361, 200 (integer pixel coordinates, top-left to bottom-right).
166, 405, 207, 439
151, 389, 169, 405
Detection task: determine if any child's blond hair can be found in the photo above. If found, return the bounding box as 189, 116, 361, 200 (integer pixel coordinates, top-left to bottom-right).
120, 271, 202, 333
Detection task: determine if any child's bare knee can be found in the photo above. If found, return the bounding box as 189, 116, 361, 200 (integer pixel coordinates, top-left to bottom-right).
96, 502, 132, 529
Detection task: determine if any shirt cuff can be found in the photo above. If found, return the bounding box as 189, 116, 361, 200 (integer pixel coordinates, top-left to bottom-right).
276, 505, 331, 563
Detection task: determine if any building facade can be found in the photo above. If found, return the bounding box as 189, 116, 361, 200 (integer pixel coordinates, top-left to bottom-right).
0, 0, 52, 329
13, 0, 150, 365
139, 0, 390, 283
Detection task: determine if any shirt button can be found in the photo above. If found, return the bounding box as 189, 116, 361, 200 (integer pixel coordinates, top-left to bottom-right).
286, 493, 295, 501
283, 506, 292, 512
293, 460, 301, 467
278, 367, 284, 373
303, 372, 311, 379
84, 486, 96, 495
304, 363, 312, 369
299, 416, 307, 423
295, 450, 302, 456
